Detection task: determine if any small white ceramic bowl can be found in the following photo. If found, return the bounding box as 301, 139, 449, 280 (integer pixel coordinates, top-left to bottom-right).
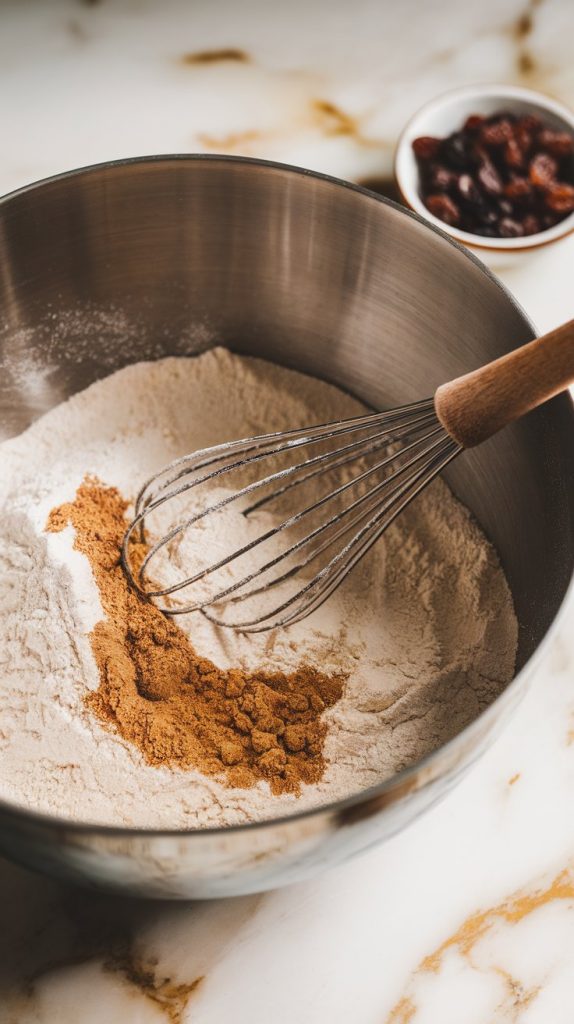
395, 84, 574, 269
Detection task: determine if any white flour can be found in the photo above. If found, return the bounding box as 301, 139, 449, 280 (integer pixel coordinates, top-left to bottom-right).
0, 349, 518, 828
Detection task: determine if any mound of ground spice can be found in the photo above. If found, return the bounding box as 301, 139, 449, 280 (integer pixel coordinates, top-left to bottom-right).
46, 479, 344, 795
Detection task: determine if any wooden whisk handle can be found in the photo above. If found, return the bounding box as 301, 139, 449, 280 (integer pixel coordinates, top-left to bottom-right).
434, 318, 574, 448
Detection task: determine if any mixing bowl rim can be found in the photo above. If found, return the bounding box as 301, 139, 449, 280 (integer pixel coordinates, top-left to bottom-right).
0, 152, 572, 839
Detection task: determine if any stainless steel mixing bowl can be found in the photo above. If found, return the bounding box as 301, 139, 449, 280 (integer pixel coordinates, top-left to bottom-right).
0, 155, 572, 899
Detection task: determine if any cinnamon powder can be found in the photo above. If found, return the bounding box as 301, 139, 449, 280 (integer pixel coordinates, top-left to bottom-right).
46, 479, 344, 795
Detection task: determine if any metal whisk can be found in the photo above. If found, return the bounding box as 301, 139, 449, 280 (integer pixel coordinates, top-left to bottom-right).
122, 320, 574, 632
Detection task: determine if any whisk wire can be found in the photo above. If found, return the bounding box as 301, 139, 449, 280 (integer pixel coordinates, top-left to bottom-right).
243, 408, 438, 516
204, 434, 460, 630
130, 421, 445, 603
124, 403, 438, 593
133, 400, 436, 515
121, 398, 461, 631
162, 426, 448, 614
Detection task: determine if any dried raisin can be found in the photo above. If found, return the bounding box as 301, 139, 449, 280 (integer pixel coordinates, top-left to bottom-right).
412, 136, 441, 161
427, 165, 458, 191
440, 132, 475, 170
498, 198, 514, 216
480, 119, 513, 147
517, 114, 543, 135
499, 217, 524, 237
537, 130, 574, 159
514, 124, 533, 156
522, 214, 541, 235
503, 176, 533, 201
457, 173, 482, 204
544, 182, 574, 213
529, 152, 558, 188
504, 137, 524, 170
425, 193, 461, 226
464, 114, 486, 133
477, 159, 503, 195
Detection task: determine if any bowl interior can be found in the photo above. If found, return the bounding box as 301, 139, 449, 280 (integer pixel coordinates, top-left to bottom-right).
0, 157, 573, 677
396, 86, 574, 249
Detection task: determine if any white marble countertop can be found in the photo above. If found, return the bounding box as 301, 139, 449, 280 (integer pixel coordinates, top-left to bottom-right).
1, 1, 574, 1021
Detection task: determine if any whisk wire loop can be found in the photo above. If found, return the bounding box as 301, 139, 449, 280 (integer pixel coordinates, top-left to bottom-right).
121, 398, 461, 631
134, 420, 444, 603
205, 434, 460, 630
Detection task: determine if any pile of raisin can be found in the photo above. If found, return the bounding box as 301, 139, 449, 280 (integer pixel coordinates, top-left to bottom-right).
412, 112, 574, 238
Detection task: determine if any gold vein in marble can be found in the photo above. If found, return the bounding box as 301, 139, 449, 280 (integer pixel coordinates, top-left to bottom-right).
197, 93, 383, 156
181, 48, 249, 65
386, 865, 574, 1022
102, 954, 204, 1024
423, 868, 574, 969
387, 996, 416, 1023
493, 967, 540, 1018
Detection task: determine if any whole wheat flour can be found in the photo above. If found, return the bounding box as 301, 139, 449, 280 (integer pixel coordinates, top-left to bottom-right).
0, 349, 518, 828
